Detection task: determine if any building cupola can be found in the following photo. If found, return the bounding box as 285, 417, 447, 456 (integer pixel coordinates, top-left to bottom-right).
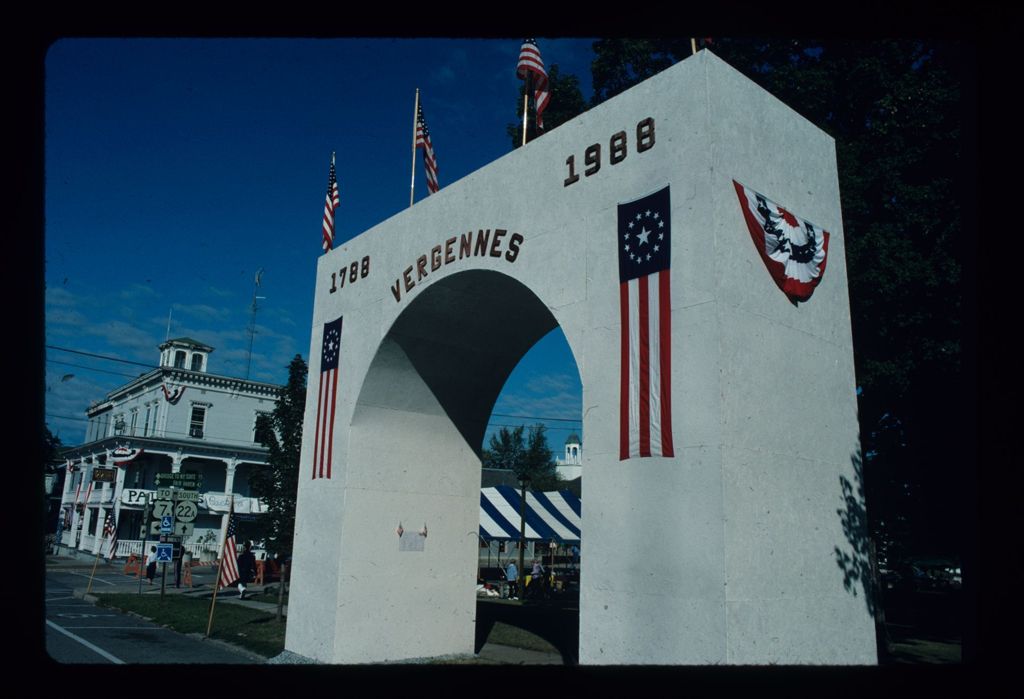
159, 337, 214, 373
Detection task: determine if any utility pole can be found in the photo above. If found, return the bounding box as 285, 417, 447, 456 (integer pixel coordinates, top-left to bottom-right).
244, 268, 266, 380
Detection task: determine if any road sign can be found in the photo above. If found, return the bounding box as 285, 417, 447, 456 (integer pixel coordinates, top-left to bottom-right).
174, 500, 198, 523
152, 500, 174, 518
156, 544, 174, 562
159, 535, 183, 543
157, 488, 174, 500
174, 522, 195, 537
160, 515, 174, 534
174, 490, 201, 502
155, 472, 203, 490
150, 521, 161, 535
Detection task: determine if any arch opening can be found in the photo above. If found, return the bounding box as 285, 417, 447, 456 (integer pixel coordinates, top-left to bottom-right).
335, 269, 579, 662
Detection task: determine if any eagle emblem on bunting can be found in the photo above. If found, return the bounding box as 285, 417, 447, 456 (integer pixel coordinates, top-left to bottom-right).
733, 180, 830, 303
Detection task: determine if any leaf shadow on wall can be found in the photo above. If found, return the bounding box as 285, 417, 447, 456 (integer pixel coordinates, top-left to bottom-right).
834, 445, 889, 661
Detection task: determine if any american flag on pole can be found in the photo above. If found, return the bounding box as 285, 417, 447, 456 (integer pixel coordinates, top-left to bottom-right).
517, 38, 549, 129
415, 105, 439, 194
102, 511, 118, 559
618, 186, 675, 460
321, 153, 340, 253
218, 504, 239, 589
312, 316, 343, 480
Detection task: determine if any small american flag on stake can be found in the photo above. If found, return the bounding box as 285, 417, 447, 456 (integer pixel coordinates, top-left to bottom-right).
312, 316, 343, 479
102, 511, 118, 560
416, 105, 439, 194
218, 503, 239, 589
618, 185, 675, 460
517, 38, 550, 129
321, 153, 340, 252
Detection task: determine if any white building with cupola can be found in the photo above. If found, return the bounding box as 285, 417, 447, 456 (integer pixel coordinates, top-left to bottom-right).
56, 338, 282, 561
555, 433, 582, 481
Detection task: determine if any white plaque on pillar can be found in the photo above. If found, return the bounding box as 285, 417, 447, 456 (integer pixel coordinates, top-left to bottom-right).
398, 532, 425, 552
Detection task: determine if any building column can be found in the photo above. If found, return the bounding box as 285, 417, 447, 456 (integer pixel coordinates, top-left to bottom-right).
219, 457, 239, 549
94, 504, 107, 555
171, 450, 184, 474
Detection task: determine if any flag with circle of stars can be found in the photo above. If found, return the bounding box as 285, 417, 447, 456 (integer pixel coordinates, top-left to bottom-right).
616, 186, 675, 461
312, 316, 343, 480
618, 185, 671, 282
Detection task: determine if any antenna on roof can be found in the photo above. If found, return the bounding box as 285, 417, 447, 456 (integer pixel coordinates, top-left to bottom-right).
245, 268, 266, 380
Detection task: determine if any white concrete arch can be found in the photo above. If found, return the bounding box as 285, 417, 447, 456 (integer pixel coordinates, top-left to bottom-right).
285, 50, 877, 665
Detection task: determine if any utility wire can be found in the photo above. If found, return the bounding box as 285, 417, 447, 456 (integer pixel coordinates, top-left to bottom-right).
46, 344, 159, 369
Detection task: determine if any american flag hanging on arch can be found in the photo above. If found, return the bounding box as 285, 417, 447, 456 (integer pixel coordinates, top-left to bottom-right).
312, 316, 343, 480
416, 105, 439, 194
517, 38, 549, 130
218, 503, 239, 589
102, 510, 118, 560
618, 186, 675, 460
321, 153, 341, 253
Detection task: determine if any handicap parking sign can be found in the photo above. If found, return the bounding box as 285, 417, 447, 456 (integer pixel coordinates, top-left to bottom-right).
156, 544, 174, 562
160, 516, 173, 533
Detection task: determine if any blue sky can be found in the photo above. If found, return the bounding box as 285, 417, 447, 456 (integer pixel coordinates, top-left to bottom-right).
44, 38, 593, 451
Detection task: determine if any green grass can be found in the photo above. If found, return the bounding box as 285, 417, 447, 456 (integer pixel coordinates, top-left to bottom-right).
484, 621, 559, 653
94, 594, 285, 658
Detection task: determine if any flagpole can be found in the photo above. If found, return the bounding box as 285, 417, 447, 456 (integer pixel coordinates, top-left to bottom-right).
410, 88, 420, 208
85, 546, 102, 595
205, 495, 233, 638
521, 93, 529, 147
691, 38, 697, 55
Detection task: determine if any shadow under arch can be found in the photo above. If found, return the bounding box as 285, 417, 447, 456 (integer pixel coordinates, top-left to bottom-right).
351, 269, 563, 456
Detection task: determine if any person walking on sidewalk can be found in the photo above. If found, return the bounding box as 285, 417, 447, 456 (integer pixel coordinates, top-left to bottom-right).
236, 542, 256, 600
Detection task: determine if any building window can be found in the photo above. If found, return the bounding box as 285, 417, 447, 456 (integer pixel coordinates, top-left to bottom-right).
143, 405, 152, 437
190, 354, 203, 371
254, 411, 274, 445
114, 415, 126, 436
129, 409, 138, 436
189, 405, 206, 439
174, 351, 186, 368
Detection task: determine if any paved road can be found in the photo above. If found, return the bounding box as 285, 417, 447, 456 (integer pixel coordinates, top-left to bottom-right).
45, 568, 262, 664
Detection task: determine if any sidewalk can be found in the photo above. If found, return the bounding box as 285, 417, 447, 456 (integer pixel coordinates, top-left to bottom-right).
48, 553, 287, 616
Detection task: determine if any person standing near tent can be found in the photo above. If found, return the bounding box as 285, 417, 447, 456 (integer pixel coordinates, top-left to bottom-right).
505, 560, 519, 600
529, 559, 545, 598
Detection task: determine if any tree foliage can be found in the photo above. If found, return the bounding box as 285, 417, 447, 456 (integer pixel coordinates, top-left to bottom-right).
590, 38, 968, 559
483, 424, 561, 491
507, 64, 587, 148
249, 354, 307, 556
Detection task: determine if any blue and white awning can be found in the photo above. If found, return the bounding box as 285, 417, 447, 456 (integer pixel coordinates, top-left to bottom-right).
479, 485, 581, 545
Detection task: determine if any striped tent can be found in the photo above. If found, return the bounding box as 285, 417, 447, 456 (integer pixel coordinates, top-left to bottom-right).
479, 485, 581, 545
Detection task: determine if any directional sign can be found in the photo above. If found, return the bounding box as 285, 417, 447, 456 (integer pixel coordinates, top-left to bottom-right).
157, 488, 174, 500
174, 490, 201, 502
160, 515, 174, 534
155, 472, 203, 489
156, 544, 174, 562
174, 522, 195, 537
152, 500, 174, 518
174, 500, 198, 523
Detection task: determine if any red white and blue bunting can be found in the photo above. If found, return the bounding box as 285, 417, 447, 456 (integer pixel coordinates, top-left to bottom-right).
161, 383, 186, 404
733, 180, 830, 303
110, 446, 144, 467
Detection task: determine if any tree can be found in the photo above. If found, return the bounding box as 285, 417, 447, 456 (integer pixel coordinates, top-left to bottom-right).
507, 64, 587, 148
589, 38, 969, 561
482, 424, 561, 491
249, 355, 307, 556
